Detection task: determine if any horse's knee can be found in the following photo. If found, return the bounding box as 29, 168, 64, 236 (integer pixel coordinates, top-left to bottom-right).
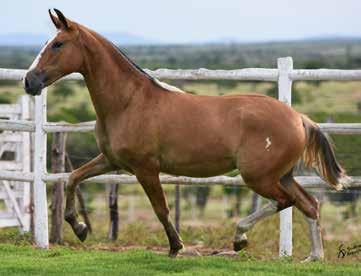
67, 171, 81, 192
68, 172, 78, 185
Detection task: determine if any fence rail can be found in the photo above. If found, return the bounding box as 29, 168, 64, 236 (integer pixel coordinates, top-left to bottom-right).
4, 67, 361, 82
0, 57, 361, 255
2, 119, 361, 134
0, 171, 360, 189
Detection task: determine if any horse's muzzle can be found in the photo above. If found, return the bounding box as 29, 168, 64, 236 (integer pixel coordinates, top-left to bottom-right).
23, 70, 45, 96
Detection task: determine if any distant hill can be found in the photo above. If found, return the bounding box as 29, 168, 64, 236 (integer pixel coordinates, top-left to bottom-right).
1, 32, 361, 47
0, 32, 160, 46
2, 35, 361, 70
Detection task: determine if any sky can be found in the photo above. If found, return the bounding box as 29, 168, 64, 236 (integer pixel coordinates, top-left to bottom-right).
1, 0, 361, 44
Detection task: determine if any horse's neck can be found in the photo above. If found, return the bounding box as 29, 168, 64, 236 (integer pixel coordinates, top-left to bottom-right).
79, 28, 150, 122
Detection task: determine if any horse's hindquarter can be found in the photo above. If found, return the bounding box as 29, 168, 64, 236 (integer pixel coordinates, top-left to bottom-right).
157, 93, 305, 179
232, 95, 306, 180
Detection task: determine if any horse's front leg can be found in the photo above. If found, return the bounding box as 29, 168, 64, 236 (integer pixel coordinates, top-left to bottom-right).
65, 153, 116, 241
135, 168, 184, 257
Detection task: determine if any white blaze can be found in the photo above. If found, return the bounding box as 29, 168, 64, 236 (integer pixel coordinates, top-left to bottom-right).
29, 33, 57, 70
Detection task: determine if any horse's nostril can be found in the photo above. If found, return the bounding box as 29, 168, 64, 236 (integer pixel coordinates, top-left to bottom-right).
24, 77, 29, 89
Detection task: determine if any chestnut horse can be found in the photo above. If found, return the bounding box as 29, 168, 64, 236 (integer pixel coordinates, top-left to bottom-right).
24, 9, 347, 261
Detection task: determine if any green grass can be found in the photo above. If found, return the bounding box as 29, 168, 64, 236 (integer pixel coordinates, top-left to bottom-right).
0, 244, 360, 276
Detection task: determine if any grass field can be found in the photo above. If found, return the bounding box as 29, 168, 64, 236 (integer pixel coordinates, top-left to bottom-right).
1, 196, 361, 275
1, 244, 361, 276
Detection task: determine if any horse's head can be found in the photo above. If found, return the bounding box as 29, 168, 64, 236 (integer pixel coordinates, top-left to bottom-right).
24, 9, 83, 95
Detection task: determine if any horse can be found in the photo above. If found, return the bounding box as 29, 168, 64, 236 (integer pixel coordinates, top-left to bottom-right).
24, 9, 348, 261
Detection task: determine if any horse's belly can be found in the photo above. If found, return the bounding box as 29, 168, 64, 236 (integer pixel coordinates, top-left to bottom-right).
158, 127, 239, 177
159, 152, 235, 177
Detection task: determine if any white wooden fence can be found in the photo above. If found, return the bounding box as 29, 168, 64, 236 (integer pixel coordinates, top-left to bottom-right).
0, 57, 361, 256
0, 96, 31, 231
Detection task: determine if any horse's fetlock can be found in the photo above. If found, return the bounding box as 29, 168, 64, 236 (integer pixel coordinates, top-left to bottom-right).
237, 221, 252, 233
64, 210, 77, 223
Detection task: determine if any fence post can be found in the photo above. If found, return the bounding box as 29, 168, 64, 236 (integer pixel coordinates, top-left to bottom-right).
20, 95, 32, 232
175, 184, 180, 233
33, 89, 49, 248
108, 183, 119, 240
50, 132, 67, 244
277, 57, 293, 257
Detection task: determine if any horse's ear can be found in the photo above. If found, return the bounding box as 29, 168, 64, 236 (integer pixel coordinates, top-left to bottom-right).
53, 8, 70, 30
48, 9, 61, 29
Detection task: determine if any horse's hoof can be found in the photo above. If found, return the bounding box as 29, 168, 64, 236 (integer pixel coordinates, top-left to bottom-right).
168, 243, 184, 258
75, 222, 88, 242
233, 239, 248, 252
214, 250, 239, 257
168, 249, 178, 258
179, 248, 202, 257
301, 254, 324, 263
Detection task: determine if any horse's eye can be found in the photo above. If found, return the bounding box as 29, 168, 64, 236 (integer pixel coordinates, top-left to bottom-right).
52, 41, 64, 49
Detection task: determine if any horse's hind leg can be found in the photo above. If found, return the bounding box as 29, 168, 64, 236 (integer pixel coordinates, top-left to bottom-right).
280, 171, 324, 262
65, 154, 116, 241
233, 200, 278, 251
233, 178, 295, 251
303, 217, 324, 262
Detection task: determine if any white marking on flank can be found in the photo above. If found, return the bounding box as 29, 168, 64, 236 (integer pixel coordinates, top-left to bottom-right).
265, 137, 272, 151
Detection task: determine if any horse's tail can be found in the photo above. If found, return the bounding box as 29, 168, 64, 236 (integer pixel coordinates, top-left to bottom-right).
301, 114, 348, 190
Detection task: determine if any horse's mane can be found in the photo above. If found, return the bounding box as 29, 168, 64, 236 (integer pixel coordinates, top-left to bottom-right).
83, 26, 183, 93
113, 44, 184, 93
111, 44, 157, 85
